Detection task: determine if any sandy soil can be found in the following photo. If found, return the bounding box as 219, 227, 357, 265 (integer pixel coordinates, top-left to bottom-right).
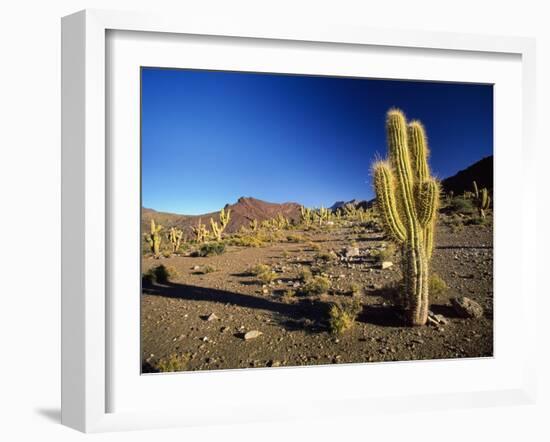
141, 217, 493, 372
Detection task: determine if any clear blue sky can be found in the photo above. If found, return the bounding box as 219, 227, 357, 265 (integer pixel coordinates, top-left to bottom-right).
142, 68, 493, 215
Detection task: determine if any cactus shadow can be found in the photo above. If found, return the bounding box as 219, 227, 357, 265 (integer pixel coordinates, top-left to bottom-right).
358, 304, 404, 327
429, 304, 462, 319
142, 280, 327, 333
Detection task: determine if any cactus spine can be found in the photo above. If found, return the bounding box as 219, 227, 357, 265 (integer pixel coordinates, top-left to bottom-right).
373, 109, 440, 326
144, 219, 163, 258
168, 227, 184, 253
472, 181, 490, 218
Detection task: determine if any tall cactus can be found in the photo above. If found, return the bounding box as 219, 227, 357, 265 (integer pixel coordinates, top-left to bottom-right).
373, 109, 440, 326
300, 206, 313, 227
168, 227, 184, 253
209, 207, 232, 241
472, 181, 490, 218
316, 206, 331, 226
144, 219, 163, 258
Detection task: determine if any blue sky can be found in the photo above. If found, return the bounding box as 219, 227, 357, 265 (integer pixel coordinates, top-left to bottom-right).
142, 68, 493, 215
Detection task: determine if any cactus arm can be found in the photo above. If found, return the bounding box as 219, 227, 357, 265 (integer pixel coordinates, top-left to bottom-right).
415, 179, 439, 228
386, 109, 418, 233
408, 121, 429, 182
373, 161, 406, 243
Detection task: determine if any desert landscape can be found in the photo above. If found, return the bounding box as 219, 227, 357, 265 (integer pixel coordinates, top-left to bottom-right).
141, 154, 493, 373
140, 69, 494, 374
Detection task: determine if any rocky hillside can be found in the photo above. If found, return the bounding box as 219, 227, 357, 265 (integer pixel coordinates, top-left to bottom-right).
441, 155, 493, 195
142, 197, 302, 235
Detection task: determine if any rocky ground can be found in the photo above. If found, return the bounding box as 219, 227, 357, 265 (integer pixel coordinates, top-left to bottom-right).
141, 216, 493, 372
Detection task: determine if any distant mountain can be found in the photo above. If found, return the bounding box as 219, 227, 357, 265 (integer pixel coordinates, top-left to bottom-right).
142, 197, 301, 236
329, 199, 373, 212
440, 155, 493, 195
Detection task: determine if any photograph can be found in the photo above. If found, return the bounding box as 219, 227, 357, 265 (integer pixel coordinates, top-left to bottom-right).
140, 67, 494, 373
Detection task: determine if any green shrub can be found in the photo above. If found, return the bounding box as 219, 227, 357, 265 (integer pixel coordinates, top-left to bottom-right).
429, 273, 448, 297
229, 235, 264, 248
376, 243, 396, 263
197, 265, 217, 274
142, 264, 179, 284
306, 241, 321, 251
349, 282, 362, 296
298, 267, 312, 282
282, 289, 296, 303
250, 263, 271, 276
286, 234, 304, 243
258, 269, 277, 284
302, 275, 331, 295
466, 216, 486, 226
328, 297, 362, 334
316, 251, 336, 262
450, 197, 475, 214
194, 242, 226, 257
154, 353, 190, 373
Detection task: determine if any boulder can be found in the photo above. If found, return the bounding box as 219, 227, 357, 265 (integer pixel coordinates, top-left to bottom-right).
451, 296, 484, 319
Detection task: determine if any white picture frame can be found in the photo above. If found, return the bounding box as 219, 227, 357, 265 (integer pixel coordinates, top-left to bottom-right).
61, 9, 537, 433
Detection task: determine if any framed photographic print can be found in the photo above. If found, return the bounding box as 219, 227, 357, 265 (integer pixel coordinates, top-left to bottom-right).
61, 9, 537, 433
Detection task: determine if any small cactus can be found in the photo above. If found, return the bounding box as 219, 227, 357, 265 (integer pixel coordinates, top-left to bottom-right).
191, 218, 210, 243
168, 227, 184, 253
144, 219, 163, 258
300, 206, 314, 226
472, 181, 491, 218
317, 206, 330, 225
373, 109, 440, 326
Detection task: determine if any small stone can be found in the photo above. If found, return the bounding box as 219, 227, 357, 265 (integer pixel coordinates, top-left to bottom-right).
201, 336, 209, 342
342, 246, 360, 258
243, 330, 263, 340
451, 296, 484, 318
380, 261, 393, 270
268, 360, 281, 367
206, 313, 218, 321
193, 265, 201, 270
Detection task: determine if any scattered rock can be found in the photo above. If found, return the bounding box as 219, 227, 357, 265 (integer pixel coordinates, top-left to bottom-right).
267, 360, 281, 367
342, 246, 360, 258
451, 296, 484, 318
192, 265, 201, 271
380, 261, 393, 270
243, 330, 263, 340
427, 311, 449, 326
206, 313, 218, 321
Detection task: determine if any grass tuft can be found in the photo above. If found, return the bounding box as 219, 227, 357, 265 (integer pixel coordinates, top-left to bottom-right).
302, 275, 331, 296
328, 297, 362, 334
142, 264, 179, 284
429, 273, 448, 297
194, 242, 226, 257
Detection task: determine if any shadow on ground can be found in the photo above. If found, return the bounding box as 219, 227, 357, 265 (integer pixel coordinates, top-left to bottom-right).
143, 280, 330, 332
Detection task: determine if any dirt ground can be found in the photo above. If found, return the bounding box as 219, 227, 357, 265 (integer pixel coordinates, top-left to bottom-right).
141, 218, 493, 372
